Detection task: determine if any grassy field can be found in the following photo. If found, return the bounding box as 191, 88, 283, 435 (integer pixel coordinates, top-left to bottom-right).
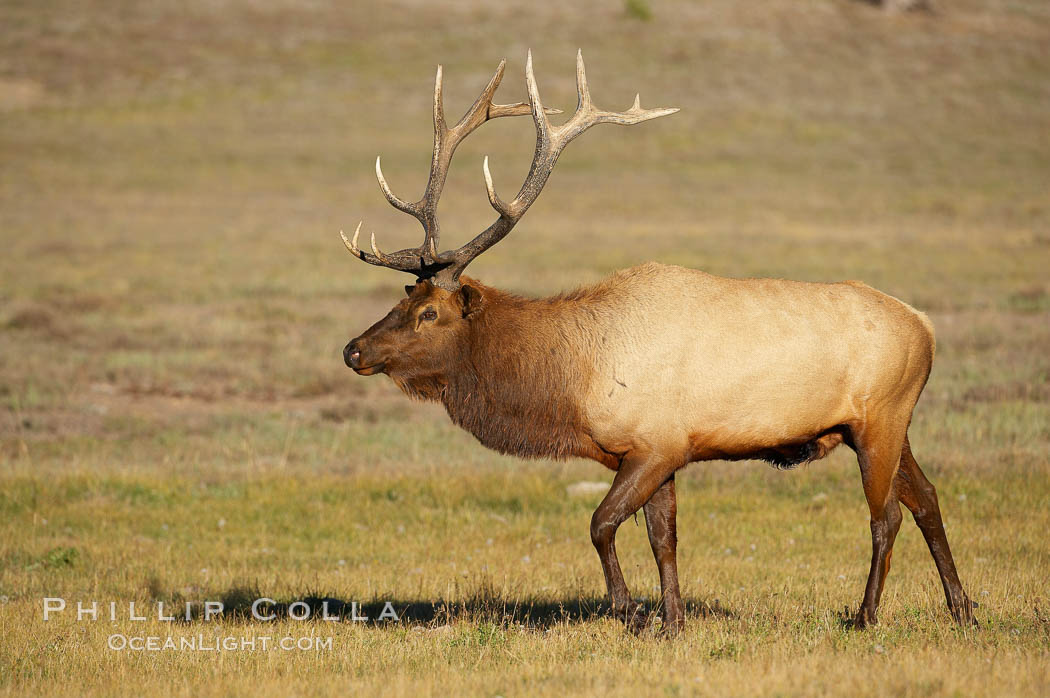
2, 0, 1049, 695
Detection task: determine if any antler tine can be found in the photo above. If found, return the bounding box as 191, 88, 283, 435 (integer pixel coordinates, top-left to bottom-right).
602, 93, 680, 124
433, 64, 446, 134
375, 157, 416, 215
575, 48, 592, 113
452, 59, 505, 133
339, 223, 363, 259
524, 50, 553, 146
482, 155, 511, 218
369, 231, 388, 262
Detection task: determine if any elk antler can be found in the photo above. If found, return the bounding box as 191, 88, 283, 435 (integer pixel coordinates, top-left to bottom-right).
344, 51, 678, 290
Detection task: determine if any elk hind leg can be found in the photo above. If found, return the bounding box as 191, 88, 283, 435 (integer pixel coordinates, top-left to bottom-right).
852, 420, 906, 628
643, 475, 684, 637
895, 436, 976, 625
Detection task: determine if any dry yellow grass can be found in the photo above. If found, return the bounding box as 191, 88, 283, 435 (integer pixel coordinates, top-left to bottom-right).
1, 0, 1049, 695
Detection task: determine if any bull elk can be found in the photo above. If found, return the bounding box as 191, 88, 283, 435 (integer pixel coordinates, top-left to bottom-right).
340, 51, 976, 636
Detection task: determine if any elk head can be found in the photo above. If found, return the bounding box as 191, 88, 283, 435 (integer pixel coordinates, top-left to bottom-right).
342, 51, 677, 387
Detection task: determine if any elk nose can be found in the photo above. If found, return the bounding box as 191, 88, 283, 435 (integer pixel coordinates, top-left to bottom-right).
343, 342, 361, 368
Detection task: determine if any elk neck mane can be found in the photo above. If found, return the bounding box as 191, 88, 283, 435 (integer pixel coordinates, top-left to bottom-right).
408, 279, 609, 461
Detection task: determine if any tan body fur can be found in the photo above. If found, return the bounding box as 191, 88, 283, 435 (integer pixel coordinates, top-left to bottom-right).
576, 263, 933, 467
441, 262, 934, 474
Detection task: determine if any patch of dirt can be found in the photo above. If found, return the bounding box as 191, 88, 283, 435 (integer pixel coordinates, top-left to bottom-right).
958, 381, 1050, 405
4, 305, 57, 332
1007, 286, 1050, 312
47, 292, 114, 314
0, 78, 45, 111
319, 400, 414, 424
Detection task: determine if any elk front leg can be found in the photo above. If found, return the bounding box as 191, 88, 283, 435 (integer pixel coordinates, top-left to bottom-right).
591, 451, 676, 634
643, 474, 685, 637
896, 436, 976, 625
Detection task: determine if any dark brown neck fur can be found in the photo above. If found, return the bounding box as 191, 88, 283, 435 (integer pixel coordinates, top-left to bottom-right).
398, 281, 596, 460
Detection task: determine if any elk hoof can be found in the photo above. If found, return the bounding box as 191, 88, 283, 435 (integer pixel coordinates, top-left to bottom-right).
852, 607, 877, 629
620, 602, 648, 635
655, 615, 685, 640
951, 598, 979, 627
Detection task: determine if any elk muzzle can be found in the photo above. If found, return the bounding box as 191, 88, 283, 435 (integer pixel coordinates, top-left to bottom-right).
343, 340, 385, 375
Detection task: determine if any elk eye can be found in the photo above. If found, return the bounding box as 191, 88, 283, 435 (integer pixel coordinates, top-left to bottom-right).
420, 309, 437, 322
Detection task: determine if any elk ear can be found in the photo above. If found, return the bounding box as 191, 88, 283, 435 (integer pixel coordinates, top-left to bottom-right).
458, 284, 484, 318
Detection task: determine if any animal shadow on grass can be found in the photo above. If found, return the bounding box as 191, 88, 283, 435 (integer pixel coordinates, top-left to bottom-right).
184, 584, 736, 629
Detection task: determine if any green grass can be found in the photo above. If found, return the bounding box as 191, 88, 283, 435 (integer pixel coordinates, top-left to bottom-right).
1, 0, 1049, 695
